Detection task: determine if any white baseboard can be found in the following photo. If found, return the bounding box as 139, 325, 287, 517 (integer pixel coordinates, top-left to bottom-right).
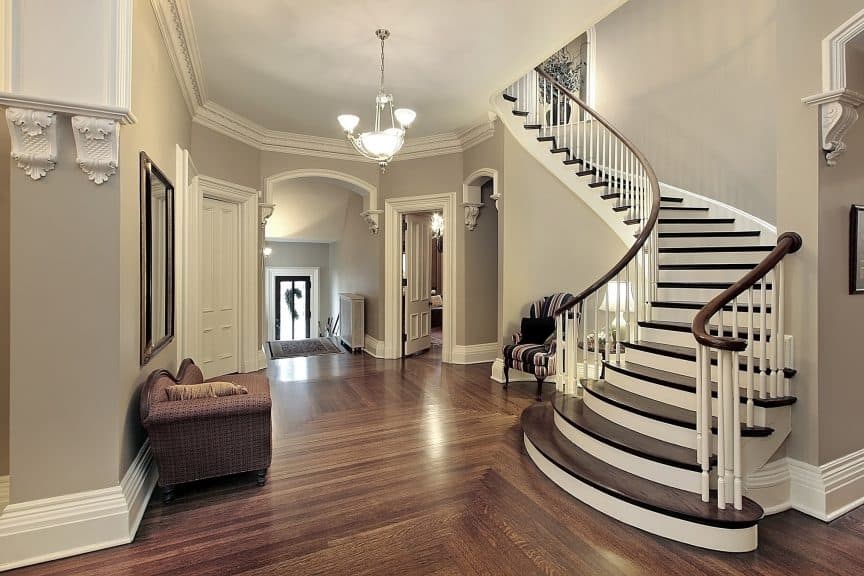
452, 342, 499, 365
256, 348, 267, 370
490, 358, 559, 384
787, 448, 864, 521
0, 440, 157, 571
363, 334, 385, 358
0, 476, 8, 511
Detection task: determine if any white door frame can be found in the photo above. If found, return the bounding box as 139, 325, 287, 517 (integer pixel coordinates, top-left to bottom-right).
384, 192, 458, 362
265, 266, 320, 341
178, 174, 259, 373
174, 145, 199, 367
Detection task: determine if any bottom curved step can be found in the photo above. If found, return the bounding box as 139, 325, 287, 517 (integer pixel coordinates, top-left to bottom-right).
521, 403, 762, 552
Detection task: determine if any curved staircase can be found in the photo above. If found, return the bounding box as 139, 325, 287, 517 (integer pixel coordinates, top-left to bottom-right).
497, 69, 802, 552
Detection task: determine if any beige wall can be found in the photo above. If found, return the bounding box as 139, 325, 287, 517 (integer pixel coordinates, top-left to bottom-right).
266, 241, 333, 328
595, 0, 778, 223
117, 0, 192, 477
501, 129, 622, 340
191, 123, 260, 189
464, 182, 499, 344
267, 180, 352, 242
0, 118, 9, 477
329, 193, 381, 338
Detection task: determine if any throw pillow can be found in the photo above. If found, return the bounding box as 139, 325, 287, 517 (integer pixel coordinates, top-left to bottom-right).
166, 382, 249, 401
520, 317, 555, 344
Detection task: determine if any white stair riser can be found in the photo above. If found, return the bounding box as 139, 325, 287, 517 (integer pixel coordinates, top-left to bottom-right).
656, 287, 770, 302
651, 306, 772, 326
659, 251, 772, 265
523, 437, 759, 553
659, 235, 763, 248
658, 209, 712, 219
659, 221, 735, 233
660, 268, 756, 283
623, 347, 774, 383
552, 410, 703, 493
603, 366, 772, 424
638, 326, 768, 355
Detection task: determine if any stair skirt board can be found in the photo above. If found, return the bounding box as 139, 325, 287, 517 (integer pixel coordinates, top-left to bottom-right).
524, 436, 759, 552
552, 410, 702, 493
582, 386, 696, 449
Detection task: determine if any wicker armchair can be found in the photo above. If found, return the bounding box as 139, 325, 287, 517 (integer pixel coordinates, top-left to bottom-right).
503, 293, 573, 400
140, 358, 272, 502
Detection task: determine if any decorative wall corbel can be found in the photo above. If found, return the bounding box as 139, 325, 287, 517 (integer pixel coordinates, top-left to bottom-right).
361, 210, 383, 234
71, 116, 119, 184
803, 90, 864, 167
259, 202, 275, 229
5, 108, 58, 181
463, 202, 483, 231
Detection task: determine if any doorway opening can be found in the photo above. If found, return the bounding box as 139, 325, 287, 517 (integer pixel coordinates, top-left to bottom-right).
401, 211, 444, 359
265, 266, 320, 343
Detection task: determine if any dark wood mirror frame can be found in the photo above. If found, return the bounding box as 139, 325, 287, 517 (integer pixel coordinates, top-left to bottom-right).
140, 152, 176, 365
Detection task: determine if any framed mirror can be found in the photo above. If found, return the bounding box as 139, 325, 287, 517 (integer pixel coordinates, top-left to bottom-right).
140, 152, 175, 365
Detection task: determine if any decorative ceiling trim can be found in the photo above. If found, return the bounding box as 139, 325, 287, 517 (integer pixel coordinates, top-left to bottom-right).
152, 0, 495, 161
802, 7, 864, 167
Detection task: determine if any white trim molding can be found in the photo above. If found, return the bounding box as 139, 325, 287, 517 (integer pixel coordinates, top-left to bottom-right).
363, 334, 385, 358
0, 440, 157, 572
452, 342, 499, 365
0, 476, 8, 511
788, 449, 864, 522
70, 116, 119, 184
384, 192, 459, 362
5, 108, 57, 181
151, 0, 494, 161
802, 7, 864, 166
265, 266, 320, 342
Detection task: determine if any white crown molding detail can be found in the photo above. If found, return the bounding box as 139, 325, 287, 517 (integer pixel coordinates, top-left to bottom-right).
463, 202, 483, 231
5, 107, 57, 181
70, 116, 119, 184
802, 7, 864, 166
361, 210, 383, 235
152, 0, 495, 161
0, 439, 157, 571
258, 202, 275, 228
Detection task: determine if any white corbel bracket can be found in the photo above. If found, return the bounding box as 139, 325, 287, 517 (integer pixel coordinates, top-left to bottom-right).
803, 89, 864, 167
259, 202, 275, 228
361, 209, 383, 235
5, 108, 58, 181
463, 202, 483, 231
71, 116, 119, 184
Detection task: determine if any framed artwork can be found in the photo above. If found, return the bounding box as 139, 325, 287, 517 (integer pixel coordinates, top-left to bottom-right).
850, 205, 864, 294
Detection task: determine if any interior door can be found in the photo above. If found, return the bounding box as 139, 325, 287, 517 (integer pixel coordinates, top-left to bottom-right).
200, 197, 240, 378
274, 275, 311, 340
404, 214, 432, 355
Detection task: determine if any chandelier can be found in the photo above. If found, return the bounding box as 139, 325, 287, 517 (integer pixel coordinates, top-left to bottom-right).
337, 29, 416, 170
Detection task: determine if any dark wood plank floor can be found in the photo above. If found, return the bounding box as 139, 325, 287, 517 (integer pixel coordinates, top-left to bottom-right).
12, 348, 864, 575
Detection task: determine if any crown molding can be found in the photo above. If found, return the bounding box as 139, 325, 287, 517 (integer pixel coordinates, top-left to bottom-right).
152, 0, 495, 161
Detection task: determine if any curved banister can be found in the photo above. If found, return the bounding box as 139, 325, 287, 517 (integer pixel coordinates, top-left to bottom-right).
691, 232, 803, 351
533, 68, 662, 317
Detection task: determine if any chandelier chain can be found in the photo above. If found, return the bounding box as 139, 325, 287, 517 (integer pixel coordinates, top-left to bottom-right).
379, 35, 385, 92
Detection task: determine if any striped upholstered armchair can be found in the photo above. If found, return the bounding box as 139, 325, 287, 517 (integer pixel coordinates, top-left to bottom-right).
503, 293, 574, 400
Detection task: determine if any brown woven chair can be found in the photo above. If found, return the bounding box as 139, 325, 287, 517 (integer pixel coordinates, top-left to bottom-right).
140, 358, 272, 503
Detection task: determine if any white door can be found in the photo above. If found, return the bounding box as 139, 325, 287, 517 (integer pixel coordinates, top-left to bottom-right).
200, 197, 240, 378
404, 214, 432, 355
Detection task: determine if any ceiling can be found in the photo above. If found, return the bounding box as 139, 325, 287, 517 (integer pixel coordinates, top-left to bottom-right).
186, 0, 626, 138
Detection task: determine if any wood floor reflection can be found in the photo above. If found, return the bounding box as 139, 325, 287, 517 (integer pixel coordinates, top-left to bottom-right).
12, 348, 864, 575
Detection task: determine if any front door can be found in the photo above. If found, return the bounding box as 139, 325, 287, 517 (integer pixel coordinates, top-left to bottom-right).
404, 214, 432, 355
274, 275, 312, 340
200, 196, 240, 378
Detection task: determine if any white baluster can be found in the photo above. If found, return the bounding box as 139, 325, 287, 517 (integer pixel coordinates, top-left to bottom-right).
759, 277, 768, 399
770, 269, 779, 398
746, 287, 755, 427
700, 343, 711, 502
695, 343, 703, 464
556, 313, 565, 393
594, 291, 600, 378
717, 345, 726, 509
733, 351, 743, 510
777, 260, 787, 397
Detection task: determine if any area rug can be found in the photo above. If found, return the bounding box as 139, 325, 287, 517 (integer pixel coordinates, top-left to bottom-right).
268, 338, 343, 359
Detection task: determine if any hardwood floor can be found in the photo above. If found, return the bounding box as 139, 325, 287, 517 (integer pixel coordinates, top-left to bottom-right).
11, 348, 864, 575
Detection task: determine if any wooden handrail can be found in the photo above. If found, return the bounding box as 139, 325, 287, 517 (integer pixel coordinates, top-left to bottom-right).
536, 67, 662, 318
691, 232, 803, 352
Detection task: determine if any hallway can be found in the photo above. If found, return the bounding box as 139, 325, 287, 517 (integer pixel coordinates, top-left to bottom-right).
13, 352, 864, 575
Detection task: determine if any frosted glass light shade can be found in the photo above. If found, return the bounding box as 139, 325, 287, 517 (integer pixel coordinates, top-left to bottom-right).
598, 281, 635, 312
394, 108, 416, 127
357, 128, 404, 159
337, 114, 360, 133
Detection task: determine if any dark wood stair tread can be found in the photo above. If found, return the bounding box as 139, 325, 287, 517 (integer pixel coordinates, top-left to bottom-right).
622, 340, 787, 379
503, 93, 517, 102
659, 231, 761, 238
604, 360, 797, 408
588, 181, 610, 188
521, 404, 764, 528
659, 245, 774, 253
563, 158, 584, 165
659, 263, 756, 270
638, 319, 770, 342
512, 110, 529, 117
657, 281, 771, 290
537, 135, 555, 142
660, 206, 710, 212
550, 147, 569, 154
651, 300, 771, 313
581, 380, 773, 437
659, 218, 735, 224
553, 395, 710, 471
576, 168, 597, 176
